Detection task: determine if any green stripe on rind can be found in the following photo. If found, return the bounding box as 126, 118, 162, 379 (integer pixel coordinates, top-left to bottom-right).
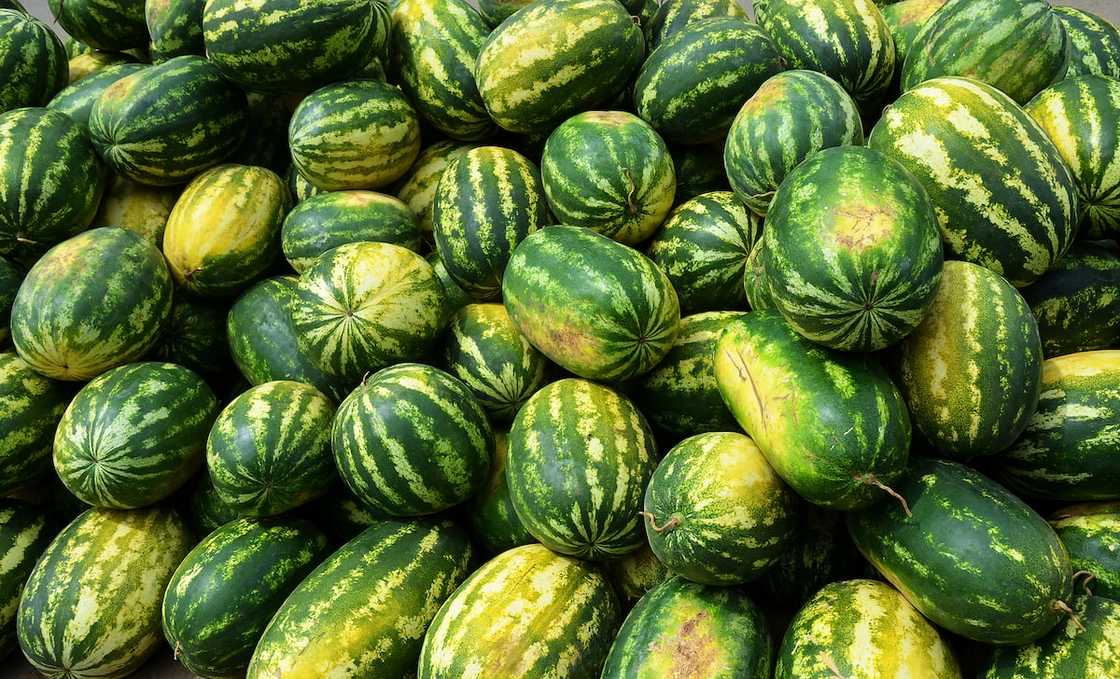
881, 0, 946, 60
604, 543, 670, 608
16, 508, 193, 679
671, 143, 730, 203
428, 251, 472, 316
47, 62, 147, 131
206, 380, 337, 517
281, 190, 421, 273
1050, 503, 1120, 601
724, 70, 864, 217
869, 77, 1079, 287
1025, 75, 1120, 240
634, 17, 784, 145
643, 432, 797, 585
475, 0, 645, 134
46, 0, 148, 50
644, 0, 748, 50
0, 501, 51, 659
0, 11, 67, 114
0, 256, 18, 342
418, 543, 621, 679
994, 350, 1120, 501
508, 379, 658, 560
848, 458, 1073, 645
291, 242, 447, 382
542, 111, 675, 245
648, 191, 760, 314
774, 579, 962, 679
285, 165, 325, 203
185, 474, 240, 537
981, 595, 1120, 678
162, 518, 331, 678
432, 146, 551, 299
53, 362, 216, 509
902, 0, 1069, 105
503, 226, 681, 382
1055, 6, 1120, 80
332, 363, 493, 517
603, 576, 770, 679
743, 240, 776, 311
153, 299, 231, 377
11, 227, 172, 382
249, 518, 474, 678
476, 0, 530, 26
1021, 243, 1120, 358
440, 303, 550, 422
465, 431, 535, 555
0, 108, 107, 259
897, 260, 1042, 458
146, 0, 204, 60
395, 141, 478, 233
0, 354, 68, 494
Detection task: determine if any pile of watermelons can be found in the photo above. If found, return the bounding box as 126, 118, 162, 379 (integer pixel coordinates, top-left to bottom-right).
0, 0, 1118, 675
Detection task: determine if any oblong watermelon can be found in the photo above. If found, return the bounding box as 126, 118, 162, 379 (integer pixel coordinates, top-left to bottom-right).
645, 0, 748, 50
1022, 242, 1120, 358
0, 353, 68, 494
47, 0, 147, 50
91, 174, 179, 247
47, 62, 145, 131
0, 500, 51, 659
1056, 6, 1120, 80
0, 10, 67, 114
394, 140, 477, 234
146, 0, 204, 60
465, 432, 535, 555
1050, 503, 1120, 601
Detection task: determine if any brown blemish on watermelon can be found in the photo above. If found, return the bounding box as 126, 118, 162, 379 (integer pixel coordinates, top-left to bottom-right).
742, 78, 785, 112
832, 205, 896, 251
652, 611, 717, 678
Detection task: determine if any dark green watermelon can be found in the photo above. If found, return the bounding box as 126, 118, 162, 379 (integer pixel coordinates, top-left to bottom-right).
0, 10, 67, 114
1022, 242, 1120, 358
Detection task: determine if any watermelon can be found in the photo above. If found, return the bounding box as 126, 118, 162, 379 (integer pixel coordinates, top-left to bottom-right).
869, 77, 1078, 286
66, 50, 137, 83
184, 473, 239, 537
1026, 75, 1120, 240
0, 256, 18, 343
281, 190, 421, 273
743, 240, 776, 311
1050, 503, 1120, 601
714, 311, 911, 509
432, 146, 551, 298
671, 143, 730, 203
0, 10, 67, 114
634, 17, 784, 145
896, 260, 1042, 458
163, 164, 287, 297
304, 485, 384, 543
428, 251, 472, 316
89, 56, 248, 187
755, 0, 896, 107
476, 0, 528, 26
508, 378, 657, 560
631, 311, 746, 438
0, 108, 107, 261
288, 80, 421, 192
91, 175, 179, 246
775, 579, 962, 679
759, 506, 860, 607
418, 543, 621, 679
1021, 242, 1120, 358
249, 518, 474, 678
848, 457, 1073, 645
229, 92, 292, 174
162, 517, 331, 678
440, 303, 550, 421
47, 63, 145, 132
146, 0, 204, 60
0, 354, 69, 494
724, 70, 865, 217
0, 500, 51, 659
332, 363, 493, 517
503, 226, 680, 381
1056, 6, 1120, 80
202, 0, 387, 93
881, 0, 946, 61
465, 431, 535, 555
643, 432, 797, 585
541, 111, 675, 245
285, 165, 324, 203
291, 242, 447, 382
604, 543, 670, 608
475, 0, 645, 134
17, 507, 193, 678
64, 36, 92, 58
48, 0, 148, 50
903, 0, 1069, 105
11, 227, 172, 381
644, 0, 749, 50
602, 576, 771, 679
993, 350, 1120, 501
152, 298, 231, 376
206, 380, 337, 517
395, 140, 477, 235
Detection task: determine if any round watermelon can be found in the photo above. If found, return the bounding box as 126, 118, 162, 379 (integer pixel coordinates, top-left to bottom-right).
1056, 6, 1120, 80
0, 10, 67, 114
146, 0, 205, 60
394, 140, 477, 235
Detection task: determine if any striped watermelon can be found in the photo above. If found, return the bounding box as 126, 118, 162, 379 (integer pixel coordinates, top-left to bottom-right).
896, 260, 1042, 458
66, 50, 137, 83
724, 70, 864, 217
1022, 242, 1120, 358
743, 240, 776, 311
163, 164, 287, 297
249, 518, 474, 678
1056, 6, 1120, 80
848, 457, 1073, 645
0, 10, 67, 114
11, 227, 172, 381
332, 363, 493, 517
206, 380, 337, 517
1051, 503, 1120, 601
184, 474, 239, 537
503, 226, 680, 381
285, 165, 324, 203
604, 543, 670, 609
152, 298, 231, 376
162, 518, 331, 678
48, 0, 148, 50
281, 190, 420, 273
648, 192, 760, 314
91, 175, 179, 246
643, 432, 798, 585
47, 63, 146, 132
903, 0, 1069, 105
418, 543, 621, 678
603, 576, 771, 679
432, 146, 551, 298
993, 350, 1120, 501
634, 17, 784, 145
671, 143, 730, 203
0, 501, 51, 659
305, 486, 383, 543
146, 0, 204, 60
53, 362, 217, 508
428, 251, 472, 316
755, 0, 896, 107
0, 256, 17, 343
0, 353, 69, 494
508, 378, 657, 560
1026, 75, 1119, 240
466, 432, 535, 555
541, 111, 675, 245
290, 241, 447, 382
775, 579, 961, 678
0, 108, 107, 261
16, 507, 193, 678
759, 506, 860, 607
476, 0, 528, 26
440, 303, 550, 421
644, 0, 748, 50
89, 56, 248, 187
288, 80, 421, 192
395, 140, 477, 235
475, 0, 645, 134
881, 0, 946, 61
714, 311, 911, 509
